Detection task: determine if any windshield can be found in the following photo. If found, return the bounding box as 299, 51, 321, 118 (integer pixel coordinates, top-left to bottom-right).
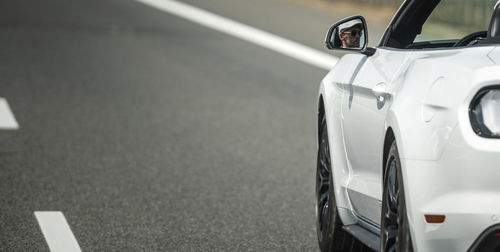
415, 0, 497, 42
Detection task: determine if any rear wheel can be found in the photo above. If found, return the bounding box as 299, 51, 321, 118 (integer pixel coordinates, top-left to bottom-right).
380, 141, 414, 252
316, 117, 353, 252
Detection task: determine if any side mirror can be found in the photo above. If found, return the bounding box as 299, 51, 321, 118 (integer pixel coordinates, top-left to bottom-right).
325, 15, 375, 56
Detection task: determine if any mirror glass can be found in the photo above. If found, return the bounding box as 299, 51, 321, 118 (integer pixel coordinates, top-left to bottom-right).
328, 18, 366, 50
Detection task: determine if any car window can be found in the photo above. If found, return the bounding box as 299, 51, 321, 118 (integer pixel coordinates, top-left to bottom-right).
414, 0, 496, 42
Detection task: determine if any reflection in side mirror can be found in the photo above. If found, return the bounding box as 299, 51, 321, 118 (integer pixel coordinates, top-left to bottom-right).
325, 15, 375, 56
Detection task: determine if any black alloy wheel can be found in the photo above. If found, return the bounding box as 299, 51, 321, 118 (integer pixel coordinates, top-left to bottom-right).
380, 141, 413, 252
316, 118, 354, 252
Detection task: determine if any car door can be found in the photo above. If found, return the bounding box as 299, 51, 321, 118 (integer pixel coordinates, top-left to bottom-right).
341, 49, 411, 225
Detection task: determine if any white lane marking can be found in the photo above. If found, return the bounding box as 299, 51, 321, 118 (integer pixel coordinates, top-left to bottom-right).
135, 0, 339, 70
0, 98, 19, 130
35, 211, 82, 252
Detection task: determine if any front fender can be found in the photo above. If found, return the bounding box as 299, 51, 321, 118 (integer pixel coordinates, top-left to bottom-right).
317, 54, 367, 226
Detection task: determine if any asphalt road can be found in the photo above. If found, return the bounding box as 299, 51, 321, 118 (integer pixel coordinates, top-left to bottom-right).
0, 0, 388, 250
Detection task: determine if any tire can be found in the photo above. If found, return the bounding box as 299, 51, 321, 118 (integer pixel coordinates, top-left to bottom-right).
316, 117, 353, 252
380, 141, 414, 252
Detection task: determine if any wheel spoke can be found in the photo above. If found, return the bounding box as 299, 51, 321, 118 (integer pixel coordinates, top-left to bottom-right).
388, 245, 397, 252
384, 173, 398, 223
388, 161, 399, 208
316, 121, 334, 240
324, 140, 331, 166
317, 185, 329, 216
320, 146, 330, 171
383, 225, 398, 252
321, 201, 329, 220
319, 156, 327, 170
316, 168, 330, 198
381, 144, 413, 252
320, 129, 331, 171
384, 160, 399, 224
317, 190, 329, 233
318, 200, 329, 233
319, 175, 329, 188
318, 190, 329, 206
384, 199, 397, 223
384, 225, 398, 240
318, 161, 330, 180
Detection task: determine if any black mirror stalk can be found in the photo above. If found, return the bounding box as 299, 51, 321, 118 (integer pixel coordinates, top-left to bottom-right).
362, 47, 376, 56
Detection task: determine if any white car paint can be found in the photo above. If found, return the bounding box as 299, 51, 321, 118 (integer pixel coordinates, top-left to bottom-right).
319, 45, 500, 251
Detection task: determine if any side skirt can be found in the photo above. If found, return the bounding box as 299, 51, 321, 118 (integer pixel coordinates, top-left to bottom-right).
343, 224, 380, 252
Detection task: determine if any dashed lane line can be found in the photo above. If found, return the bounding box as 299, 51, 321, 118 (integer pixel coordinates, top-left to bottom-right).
35, 212, 82, 252
0, 98, 19, 130
135, 0, 339, 70
31, 3, 336, 251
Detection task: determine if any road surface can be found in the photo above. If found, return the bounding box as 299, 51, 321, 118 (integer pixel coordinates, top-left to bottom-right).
0, 0, 389, 250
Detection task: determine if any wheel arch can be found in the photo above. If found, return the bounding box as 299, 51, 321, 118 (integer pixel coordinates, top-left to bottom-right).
382, 127, 395, 177
317, 81, 358, 226
383, 112, 418, 251
317, 95, 325, 146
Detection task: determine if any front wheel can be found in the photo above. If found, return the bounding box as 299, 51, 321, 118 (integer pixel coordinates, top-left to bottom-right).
380, 141, 414, 252
316, 117, 354, 252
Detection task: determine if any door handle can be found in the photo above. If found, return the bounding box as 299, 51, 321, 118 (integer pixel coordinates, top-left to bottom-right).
372, 82, 387, 97
372, 82, 387, 109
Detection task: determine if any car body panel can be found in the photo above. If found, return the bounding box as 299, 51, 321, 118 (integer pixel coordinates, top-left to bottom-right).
402, 124, 500, 251
340, 49, 411, 225
319, 45, 500, 251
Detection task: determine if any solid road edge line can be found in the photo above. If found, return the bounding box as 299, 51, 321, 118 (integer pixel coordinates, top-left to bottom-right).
135, 0, 339, 70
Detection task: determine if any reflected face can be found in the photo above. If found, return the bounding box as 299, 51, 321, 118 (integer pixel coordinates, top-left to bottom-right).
340, 27, 362, 48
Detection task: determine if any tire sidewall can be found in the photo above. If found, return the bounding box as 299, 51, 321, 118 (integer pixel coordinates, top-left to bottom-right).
316, 163, 337, 252
316, 119, 337, 252
381, 141, 413, 252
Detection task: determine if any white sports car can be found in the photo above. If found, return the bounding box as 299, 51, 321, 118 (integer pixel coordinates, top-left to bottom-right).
316, 0, 500, 251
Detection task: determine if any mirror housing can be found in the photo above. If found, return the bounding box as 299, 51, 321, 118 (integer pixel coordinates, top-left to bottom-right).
325, 15, 375, 56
